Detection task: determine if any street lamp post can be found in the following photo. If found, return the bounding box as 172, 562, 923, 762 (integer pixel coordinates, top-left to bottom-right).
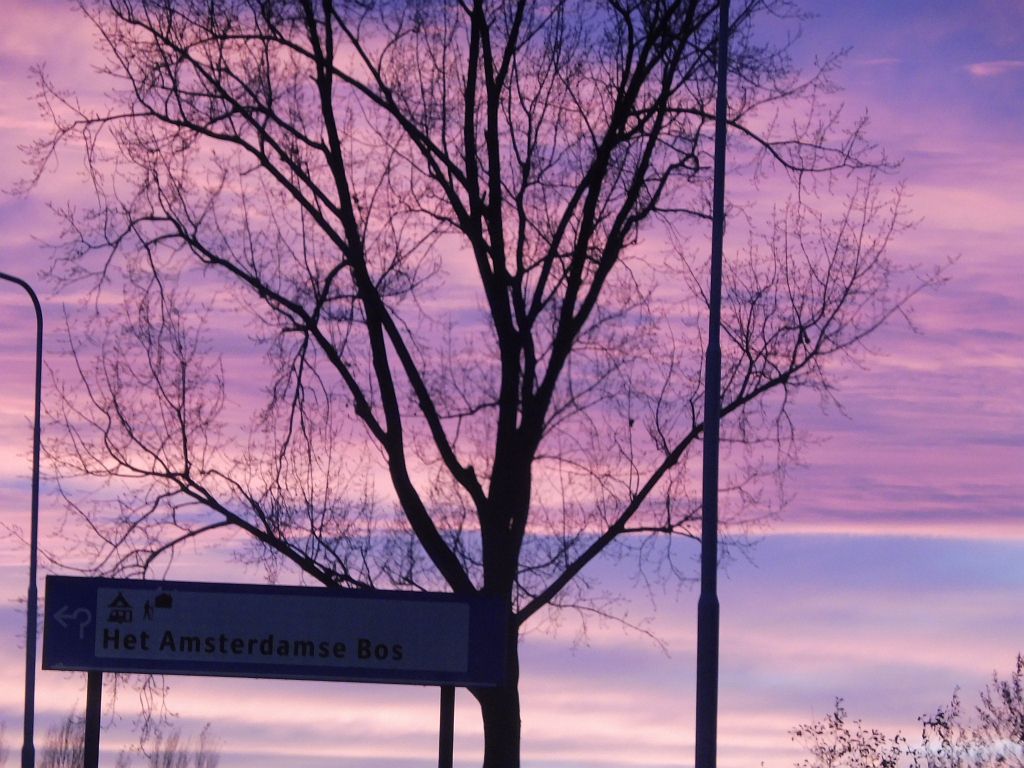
695, 2, 730, 768
0, 271, 43, 768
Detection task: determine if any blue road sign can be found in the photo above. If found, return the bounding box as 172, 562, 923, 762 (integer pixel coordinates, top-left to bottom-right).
43, 576, 506, 687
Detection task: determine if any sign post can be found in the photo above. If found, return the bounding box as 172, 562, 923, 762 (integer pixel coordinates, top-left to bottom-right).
84, 671, 102, 768
439, 685, 455, 768
45, 576, 506, 686
45, 575, 506, 765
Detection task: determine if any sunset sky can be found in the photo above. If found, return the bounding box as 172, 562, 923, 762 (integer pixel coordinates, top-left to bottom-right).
1, 1, 1022, 767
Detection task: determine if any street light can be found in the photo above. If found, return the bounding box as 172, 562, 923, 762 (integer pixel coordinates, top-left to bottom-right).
695, 2, 730, 768
0, 271, 43, 768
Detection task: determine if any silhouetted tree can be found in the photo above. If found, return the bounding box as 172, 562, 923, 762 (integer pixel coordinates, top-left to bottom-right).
137, 724, 220, 768
791, 699, 904, 768
34, 712, 218, 768
793, 658, 1024, 768
30, 1, 925, 765
39, 714, 85, 768
913, 655, 1024, 768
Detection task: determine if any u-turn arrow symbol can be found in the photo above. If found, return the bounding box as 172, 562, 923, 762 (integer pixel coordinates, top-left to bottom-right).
54, 605, 93, 639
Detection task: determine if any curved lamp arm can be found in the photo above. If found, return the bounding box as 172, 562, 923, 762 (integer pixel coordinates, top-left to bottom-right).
0, 271, 43, 768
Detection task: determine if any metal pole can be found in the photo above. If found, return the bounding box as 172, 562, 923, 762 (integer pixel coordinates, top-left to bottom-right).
694, 2, 730, 768
0, 271, 43, 768
438, 686, 455, 768
84, 671, 102, 768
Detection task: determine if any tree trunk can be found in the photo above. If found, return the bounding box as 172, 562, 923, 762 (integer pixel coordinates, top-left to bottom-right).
475, 625, 522, 768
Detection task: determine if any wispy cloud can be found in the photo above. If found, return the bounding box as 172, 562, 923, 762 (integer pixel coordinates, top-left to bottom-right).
967, 60, 1024, 77
855, 57, 901, 66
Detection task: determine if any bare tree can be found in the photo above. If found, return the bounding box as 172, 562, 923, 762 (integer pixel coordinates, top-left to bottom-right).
790, 700, 905, 768
28, 1, 927, 764
914, 655, 1024, 768
792, 658, 1024, 768
39, 713, 85, 768
134, 724, 220, 768
33, 712, 218, 768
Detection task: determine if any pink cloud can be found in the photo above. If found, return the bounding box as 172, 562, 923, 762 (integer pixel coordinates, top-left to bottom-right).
966, 60, 1024, 77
